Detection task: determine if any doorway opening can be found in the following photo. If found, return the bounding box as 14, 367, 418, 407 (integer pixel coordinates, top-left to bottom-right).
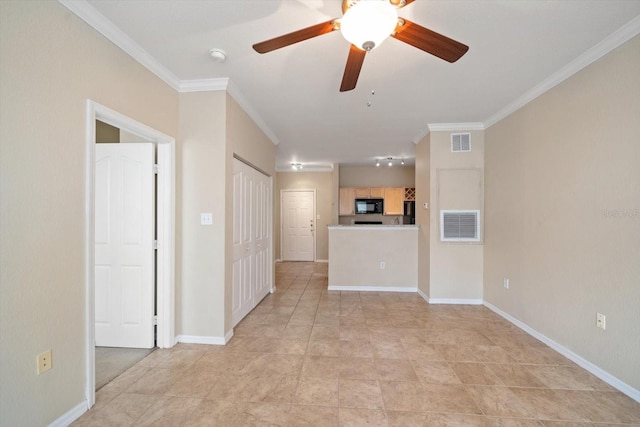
85, 101, 175, 408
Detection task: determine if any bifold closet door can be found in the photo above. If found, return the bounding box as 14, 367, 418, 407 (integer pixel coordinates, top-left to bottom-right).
232, 159, 272, 327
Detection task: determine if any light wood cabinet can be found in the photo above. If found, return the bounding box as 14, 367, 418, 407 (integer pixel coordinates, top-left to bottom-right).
370, 187, 384, 198
354, 187, 370, 198
384, 187, 404, 215
339, 187, 355, 215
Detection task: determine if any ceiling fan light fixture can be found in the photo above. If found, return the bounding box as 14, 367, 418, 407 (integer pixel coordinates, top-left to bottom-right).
340, 0, 398, 51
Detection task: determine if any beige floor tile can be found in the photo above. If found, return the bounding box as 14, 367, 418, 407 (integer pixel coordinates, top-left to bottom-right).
421, 383, 483, 415
375, 358, 419, 381
379, 381, 428, 412
339, 379, 384, 409
301, 355, 341, 378
295, 377, 339, 406
387, 411, 489, 426
133, 396, 201, 426
411, 359, 462, 385
287, 405, 339, 426
508, 388, 586, 421
76, 393, 160, 426
339, 357, 378, 380
450, 362, 504, 385
308, 338, 341, 356
339, 408, 389, 426
487, 364, 548, 388
83, 262, 638, 427
164, 366, 218, 398
340, 339, 375, 358
465, 385, 534, 418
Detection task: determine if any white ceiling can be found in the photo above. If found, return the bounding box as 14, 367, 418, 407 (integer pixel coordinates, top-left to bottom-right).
69, 0, 640, 170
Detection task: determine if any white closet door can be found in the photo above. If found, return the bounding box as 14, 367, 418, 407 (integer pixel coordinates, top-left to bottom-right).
232, 159, 272, 327
95, 143, 155, 348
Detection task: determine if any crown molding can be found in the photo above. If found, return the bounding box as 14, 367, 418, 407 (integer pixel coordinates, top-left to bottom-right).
275, 165, 334, 173
484, 14, 640, 128
58, 0, 181, 91
411, 126, 431, 144
178, 78, 230, 93
58, 0, 279, 146
427, 123, 485, 132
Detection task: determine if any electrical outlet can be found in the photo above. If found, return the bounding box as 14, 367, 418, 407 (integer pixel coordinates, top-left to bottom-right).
37, 350, 52, 375
503, 278, 510, 289
379, 261, 385, 270
596, 313, 606, 330
200, 213, 213, 225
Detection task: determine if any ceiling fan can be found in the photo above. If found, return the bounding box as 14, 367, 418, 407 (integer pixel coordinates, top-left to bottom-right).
253, 0, 469, 92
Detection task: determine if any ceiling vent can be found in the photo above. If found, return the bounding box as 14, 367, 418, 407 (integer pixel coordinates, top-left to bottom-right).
440, 210, 480, 242
451, 133, 471, 152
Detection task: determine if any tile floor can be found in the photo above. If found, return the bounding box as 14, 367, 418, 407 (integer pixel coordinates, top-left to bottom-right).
73, 262, 640, 426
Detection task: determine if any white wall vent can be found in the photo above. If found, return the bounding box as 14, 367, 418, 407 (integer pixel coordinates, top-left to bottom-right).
451, 133, 471, 152
440, 210, 480, 242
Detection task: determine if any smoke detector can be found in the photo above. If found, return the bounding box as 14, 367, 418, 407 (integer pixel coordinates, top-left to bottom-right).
209, 48, 227, 63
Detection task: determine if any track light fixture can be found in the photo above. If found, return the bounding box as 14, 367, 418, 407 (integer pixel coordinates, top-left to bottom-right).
374, 157, 405, 167
291, 162, 303, 170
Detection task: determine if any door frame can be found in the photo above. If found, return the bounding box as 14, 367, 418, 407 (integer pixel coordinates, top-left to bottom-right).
280, 189, 316, 261
84, 100, 176, 408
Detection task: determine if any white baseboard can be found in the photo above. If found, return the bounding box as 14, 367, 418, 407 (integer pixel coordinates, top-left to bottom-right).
484, 301, 640, 403
48, 401, 87, 427
417, 288, 429, 302
176, 331, 233, 346
275, 259, 282, 263
328, 285, 417, 293
315, 259, 328, 263
429, 298, 483, 305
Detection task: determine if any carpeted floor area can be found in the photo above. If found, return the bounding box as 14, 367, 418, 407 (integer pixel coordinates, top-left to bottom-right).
95, 346, 156, 390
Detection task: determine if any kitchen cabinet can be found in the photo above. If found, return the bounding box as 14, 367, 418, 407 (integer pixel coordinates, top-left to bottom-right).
354, 187, 370, 198
404, 187, 416, 201
370, 187, 385, 198
339, 187, 355, 215
384, 187, 404, 215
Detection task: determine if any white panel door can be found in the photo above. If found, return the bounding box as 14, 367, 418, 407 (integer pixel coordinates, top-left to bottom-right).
282, 190, 315, 261
232, 159, 272, 327
232, 160, 255, 326
95, 143, 155, 348
254, 176, 271, 302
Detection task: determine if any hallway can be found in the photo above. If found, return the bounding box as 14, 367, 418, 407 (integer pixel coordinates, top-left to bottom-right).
73, 262, 640, 425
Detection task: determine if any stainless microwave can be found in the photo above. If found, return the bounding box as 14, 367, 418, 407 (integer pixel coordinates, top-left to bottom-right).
355, 198, 383, 214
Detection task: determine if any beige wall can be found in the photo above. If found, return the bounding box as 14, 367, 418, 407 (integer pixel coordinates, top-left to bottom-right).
484, 35, 640, 390
429, 130, 484, 300
0, 2, 178, 425
339, 165, 415, 187
328, 227, 418, 288
275, 171, 334, 261
177, 91, 227, 338
415, 134, 431, 297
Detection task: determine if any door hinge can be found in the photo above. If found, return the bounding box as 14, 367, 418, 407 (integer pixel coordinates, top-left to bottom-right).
153, 164, 159, 174
153, 240, 158, 250
153, 315, 158, 325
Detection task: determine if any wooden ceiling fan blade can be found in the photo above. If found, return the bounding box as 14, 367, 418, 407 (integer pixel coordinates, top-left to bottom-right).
392, 19, 468, 63
340, 45, 367, 92
253, 20, 337, 54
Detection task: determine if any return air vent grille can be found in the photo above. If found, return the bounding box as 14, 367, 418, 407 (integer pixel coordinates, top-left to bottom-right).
451, 133, 471, 152
440, 210, 480, 242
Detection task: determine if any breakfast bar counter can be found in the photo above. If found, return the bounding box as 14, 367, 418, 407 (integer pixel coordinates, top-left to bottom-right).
327, 225, 418, 292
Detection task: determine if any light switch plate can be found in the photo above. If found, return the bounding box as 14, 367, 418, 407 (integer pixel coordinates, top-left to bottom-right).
200, 213, 213, 225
